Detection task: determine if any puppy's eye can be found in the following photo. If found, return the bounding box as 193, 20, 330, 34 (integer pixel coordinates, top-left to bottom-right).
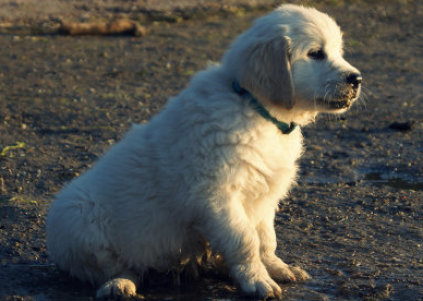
308, 49, 325, 60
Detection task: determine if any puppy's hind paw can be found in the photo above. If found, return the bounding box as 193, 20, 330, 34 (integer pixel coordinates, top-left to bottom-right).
96, 277, 137, 299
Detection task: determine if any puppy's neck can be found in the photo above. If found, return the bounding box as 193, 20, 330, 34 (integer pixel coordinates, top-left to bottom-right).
232, 80, 298, 134
264, 104, 318, 127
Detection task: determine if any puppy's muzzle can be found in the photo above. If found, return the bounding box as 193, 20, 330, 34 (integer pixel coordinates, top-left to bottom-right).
327, 72, 362, 110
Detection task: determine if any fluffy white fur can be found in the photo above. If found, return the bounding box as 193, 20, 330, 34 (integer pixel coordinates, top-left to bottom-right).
47, 4, 361, 300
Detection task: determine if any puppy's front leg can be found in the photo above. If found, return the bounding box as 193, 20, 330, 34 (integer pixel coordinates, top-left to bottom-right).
200, 199, 282, 300
257, 211, 311, 283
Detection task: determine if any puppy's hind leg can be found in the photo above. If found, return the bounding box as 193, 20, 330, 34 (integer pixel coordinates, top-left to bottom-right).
96, 272, 138, 299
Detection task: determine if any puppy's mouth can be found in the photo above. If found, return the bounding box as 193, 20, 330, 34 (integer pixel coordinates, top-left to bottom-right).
317, 90, 360, 111
315, 97, 353, 111
314, 79, 361, 112
327, 98, 352, 110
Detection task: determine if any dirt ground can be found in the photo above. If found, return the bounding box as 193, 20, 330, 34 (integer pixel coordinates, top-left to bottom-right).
0, 0, 422, 300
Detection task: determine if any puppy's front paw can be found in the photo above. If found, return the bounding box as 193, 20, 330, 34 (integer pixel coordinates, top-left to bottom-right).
290, 265, 311, 282
232, 262, 282, 300
96, 277, 137, 299
262, 253, 311, 284
262, 254, 296, 283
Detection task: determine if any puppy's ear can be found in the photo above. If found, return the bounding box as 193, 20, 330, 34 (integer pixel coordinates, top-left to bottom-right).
239, 36, 295, 109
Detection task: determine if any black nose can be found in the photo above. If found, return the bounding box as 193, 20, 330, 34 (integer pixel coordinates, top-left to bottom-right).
346, 73, 362, 88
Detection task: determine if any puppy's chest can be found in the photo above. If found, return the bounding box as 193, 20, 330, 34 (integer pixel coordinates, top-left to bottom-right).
247, 126, 303, 171
235, 126, 303, 211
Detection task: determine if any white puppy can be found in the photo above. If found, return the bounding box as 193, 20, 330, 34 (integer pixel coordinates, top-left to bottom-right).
47, 4, 361, 300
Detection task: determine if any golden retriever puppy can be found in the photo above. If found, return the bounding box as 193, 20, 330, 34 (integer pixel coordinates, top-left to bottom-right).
47, 4, 362, 300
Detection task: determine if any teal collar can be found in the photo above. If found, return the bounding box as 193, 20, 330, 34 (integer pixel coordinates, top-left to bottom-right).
232, 81, 297, 135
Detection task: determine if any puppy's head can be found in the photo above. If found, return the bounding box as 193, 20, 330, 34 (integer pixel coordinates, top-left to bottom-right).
223, 4, 362, 114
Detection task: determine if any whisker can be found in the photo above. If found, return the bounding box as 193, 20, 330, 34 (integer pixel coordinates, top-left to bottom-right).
356, 86, 371, 111
313, 92, 319, 111
323, 88, 330, 105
